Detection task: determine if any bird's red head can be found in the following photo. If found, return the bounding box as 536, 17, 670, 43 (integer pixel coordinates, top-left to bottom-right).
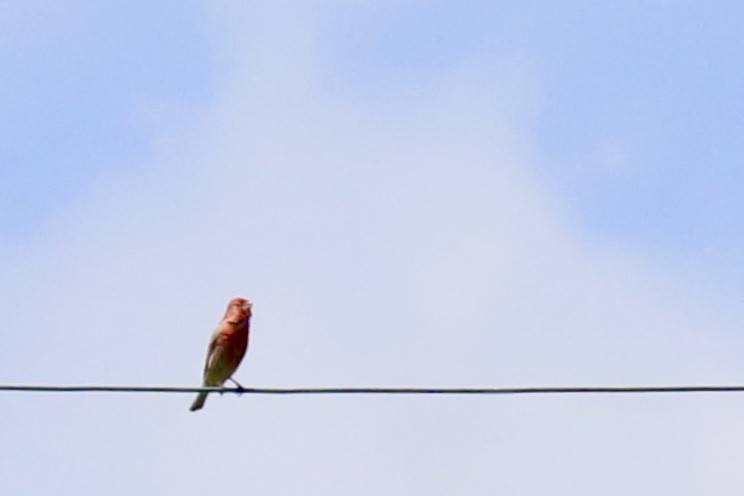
225, 297, 253, 321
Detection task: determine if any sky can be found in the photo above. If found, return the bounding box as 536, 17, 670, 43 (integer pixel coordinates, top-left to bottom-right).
1, 1, 744, 494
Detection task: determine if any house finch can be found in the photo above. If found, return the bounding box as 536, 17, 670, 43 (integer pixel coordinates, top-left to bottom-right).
190, 297, 253, 411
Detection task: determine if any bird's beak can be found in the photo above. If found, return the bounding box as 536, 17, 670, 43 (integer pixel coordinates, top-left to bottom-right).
242, 301, 253, 311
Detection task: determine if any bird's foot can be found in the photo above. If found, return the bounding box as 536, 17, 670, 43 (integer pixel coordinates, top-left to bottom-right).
228, 377, 247, 394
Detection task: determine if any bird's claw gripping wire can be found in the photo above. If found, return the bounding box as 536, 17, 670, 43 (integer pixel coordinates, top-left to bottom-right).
228, 377, 247, 394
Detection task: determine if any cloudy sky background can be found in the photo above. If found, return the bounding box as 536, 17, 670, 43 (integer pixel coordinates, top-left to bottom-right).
2, 1, 744, 494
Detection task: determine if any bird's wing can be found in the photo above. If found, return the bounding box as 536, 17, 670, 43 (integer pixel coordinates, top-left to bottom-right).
203, 329, 221, 376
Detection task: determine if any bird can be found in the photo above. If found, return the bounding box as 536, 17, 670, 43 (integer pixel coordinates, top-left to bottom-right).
190, 297, 253, 411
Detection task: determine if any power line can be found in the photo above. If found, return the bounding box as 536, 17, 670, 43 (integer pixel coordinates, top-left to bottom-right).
3, 384, 744, 395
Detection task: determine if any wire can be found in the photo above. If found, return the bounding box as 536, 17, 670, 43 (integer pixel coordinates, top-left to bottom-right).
3, 385, 744, 395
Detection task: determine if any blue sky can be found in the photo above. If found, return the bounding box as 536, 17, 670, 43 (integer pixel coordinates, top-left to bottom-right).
4, 1, 743, 273
1, 1, 214, 237
325, 1, 744, 251
2, 2, 744, 494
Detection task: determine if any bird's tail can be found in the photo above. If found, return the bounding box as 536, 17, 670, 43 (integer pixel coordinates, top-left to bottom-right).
189, 391, 209, 412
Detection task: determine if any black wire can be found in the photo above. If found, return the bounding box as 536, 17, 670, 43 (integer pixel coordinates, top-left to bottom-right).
3, 385, 744, 394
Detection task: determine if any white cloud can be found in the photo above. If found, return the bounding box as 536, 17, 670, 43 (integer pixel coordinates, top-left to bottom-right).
1, 3, 743, 495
